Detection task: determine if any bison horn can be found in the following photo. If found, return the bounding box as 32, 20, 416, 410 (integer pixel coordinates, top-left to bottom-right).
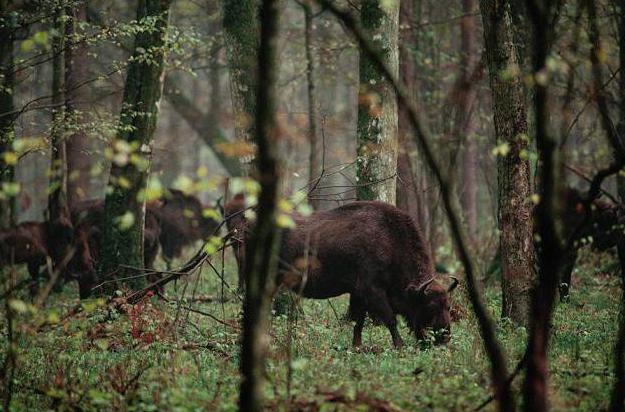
409, 278, 436, 295
448, 276, 459, 293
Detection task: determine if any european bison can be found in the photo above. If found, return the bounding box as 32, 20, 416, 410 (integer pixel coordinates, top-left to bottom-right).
559, 187, 625, 299
0, 222, 49, 295
149, 189, 219, 268
69, 200, 161, 298
225, 194, 458, 348
0, 217, 74, 296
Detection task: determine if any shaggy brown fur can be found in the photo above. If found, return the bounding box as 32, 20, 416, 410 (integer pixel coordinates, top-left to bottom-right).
149, 189, 218, 268
225, 195, 457, 348
0, 222, 49, 295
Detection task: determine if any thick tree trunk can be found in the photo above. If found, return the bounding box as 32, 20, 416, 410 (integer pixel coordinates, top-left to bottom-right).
0, 0, 15, 229
396, 0, 421, 222
356, 0, 399, 204
65, 1, 91, 206
239, 1, 281, 411
458, 0, 478, 244
222, 0, 259, 174
48, 5, 68, 223
480, 0, 533, 325
98, 0, 171, 292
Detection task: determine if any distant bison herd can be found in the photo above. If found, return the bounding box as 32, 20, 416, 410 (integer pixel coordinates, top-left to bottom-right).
0, 189, 218, 299
1, 186, 625, 347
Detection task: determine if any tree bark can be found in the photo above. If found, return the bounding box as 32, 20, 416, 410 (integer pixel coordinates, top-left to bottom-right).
65, 1, 91, 207
479, 0, 534, 325
617, 0, 625, 201
48, 4, 69, 223
396, 0, 421, 222
458, 0, 479, 244
222, 0, 259, 174
356, 0, 399, 204
239, 1, 281, 411
98, 0, 172, 292
0, 0, 15, 229
303, 0, 321, 209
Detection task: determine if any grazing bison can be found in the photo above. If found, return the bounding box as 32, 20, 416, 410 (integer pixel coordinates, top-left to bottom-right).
69, 200, 161, 298
149, 189, 219, 268
225, 194, 458, 348
559, 187, 625, 299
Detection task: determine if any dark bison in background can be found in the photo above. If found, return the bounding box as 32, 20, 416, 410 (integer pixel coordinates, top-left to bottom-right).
69, 200, 161, 298
149, 189, 219, 268
559, 187, 625, 299
225, 194, 458, 348
0, 217, 74, 296
0, 222, 49, 295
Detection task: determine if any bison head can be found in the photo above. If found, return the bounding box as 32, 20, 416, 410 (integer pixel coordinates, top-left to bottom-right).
404, 277, 458, 344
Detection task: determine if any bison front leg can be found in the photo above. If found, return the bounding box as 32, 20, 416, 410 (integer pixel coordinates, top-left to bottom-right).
349, 294, 366, 347
366, 288, 404, 349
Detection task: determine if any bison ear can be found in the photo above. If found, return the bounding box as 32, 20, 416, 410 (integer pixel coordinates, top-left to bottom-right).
407, 278, 436, 296
447, 276, 459, 293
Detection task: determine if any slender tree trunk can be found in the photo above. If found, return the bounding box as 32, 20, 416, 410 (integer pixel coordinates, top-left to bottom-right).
239, 1, 281, 411
396, 0, 421, 222
98, 0, 172, 292
356, 0, 399, 204
222, 0, 259, 174
65, 1, 91, 206
609, 2, 625, 411
458, 0, 478, 244
303, 0, 321, 209
0, 0, 15, 229
480, 0, 533, 325
48, 4, 68, 223
617, 0, 625, 200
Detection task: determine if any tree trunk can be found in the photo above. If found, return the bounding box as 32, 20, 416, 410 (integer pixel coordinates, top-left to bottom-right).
48, 4, 68, 223
65, 1, 91, 207
458, 0, 478, 244
356, 0, 399, 204
239, 1, 281, 411
617, 0, 625, 201
610, 2, 625, 411
480, 0, 533, 325
396, 0, 421, 222
98, 0, 172, 293
303, 0, 321, 209
222, 0, 259, 174
0, 0, 15, 229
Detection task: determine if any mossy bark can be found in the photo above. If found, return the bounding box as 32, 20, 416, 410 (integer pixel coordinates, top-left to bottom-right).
618, 1, 625, 200
480, 0, 534, 326
0, 0, 15, 229
98, 0, 171, 293
356, 0, 399, 204
222, 0, 259, 175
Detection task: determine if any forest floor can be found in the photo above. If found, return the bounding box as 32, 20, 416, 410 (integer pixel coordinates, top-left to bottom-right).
3, 248, 622, 411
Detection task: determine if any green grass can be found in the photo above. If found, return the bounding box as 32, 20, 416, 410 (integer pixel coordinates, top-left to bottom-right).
2, 249, 622, 411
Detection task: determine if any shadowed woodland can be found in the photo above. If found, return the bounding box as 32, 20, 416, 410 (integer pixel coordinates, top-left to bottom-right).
1, 0, 625, 411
